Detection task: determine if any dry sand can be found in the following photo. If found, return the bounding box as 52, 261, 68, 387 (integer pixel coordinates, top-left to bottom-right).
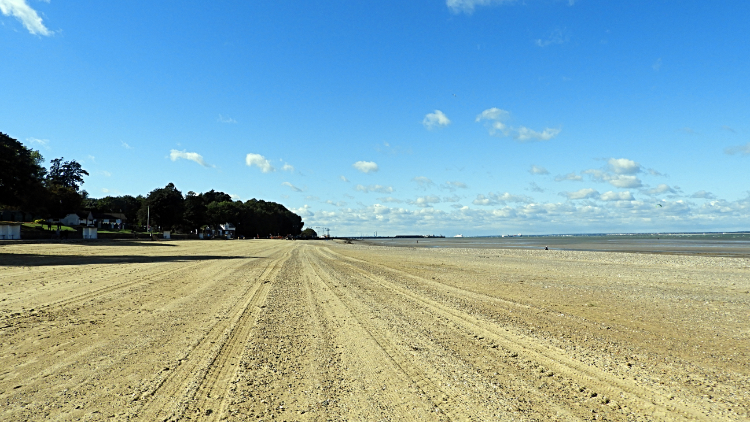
0, 239, 748, 421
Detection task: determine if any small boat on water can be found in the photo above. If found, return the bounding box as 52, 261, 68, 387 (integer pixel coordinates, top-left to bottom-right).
454, 234, 463, 238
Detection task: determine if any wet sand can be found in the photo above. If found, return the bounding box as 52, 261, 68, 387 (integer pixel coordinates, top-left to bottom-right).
1, 240, 748, 420
359, 234, 750, 258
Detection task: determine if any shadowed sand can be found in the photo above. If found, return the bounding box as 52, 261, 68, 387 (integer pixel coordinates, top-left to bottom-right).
1, 240, 748, 420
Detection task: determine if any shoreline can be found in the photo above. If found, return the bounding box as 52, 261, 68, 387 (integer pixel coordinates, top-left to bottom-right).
352, 236, 750, 258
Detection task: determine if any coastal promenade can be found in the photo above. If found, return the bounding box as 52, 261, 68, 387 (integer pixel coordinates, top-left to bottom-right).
1, 240, 748, 420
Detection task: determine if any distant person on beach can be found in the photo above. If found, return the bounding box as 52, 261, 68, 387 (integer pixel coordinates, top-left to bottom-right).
545, 246, 548, 250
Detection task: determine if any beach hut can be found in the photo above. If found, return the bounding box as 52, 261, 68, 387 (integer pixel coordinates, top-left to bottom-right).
82, 227, 97, 239
0, 223, 22, 240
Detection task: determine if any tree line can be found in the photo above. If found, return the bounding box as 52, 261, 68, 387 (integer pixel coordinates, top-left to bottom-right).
1, 132, 90, 218
1, 132, 305, 237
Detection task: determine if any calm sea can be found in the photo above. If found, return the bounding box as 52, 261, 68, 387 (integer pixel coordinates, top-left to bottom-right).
356, 233, 750, 258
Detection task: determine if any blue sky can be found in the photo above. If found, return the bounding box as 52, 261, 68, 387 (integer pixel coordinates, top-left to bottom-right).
2, 0, 749, 236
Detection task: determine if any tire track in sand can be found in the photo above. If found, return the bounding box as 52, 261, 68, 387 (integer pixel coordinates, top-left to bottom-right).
134, 247, 290, 421
300, 246, 457, 421
313, 245, 720, 421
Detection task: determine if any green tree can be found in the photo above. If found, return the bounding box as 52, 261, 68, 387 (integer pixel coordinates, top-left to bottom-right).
300, 228, 317, 238
45, 185, 84, 218
200, 189, 232, 204
0, 132, 47, 211
206, 201, 242, 228
87, 195, 142, 224
139, 183, 184, 231
183, 191, 208, 232
46, 158, 89, 191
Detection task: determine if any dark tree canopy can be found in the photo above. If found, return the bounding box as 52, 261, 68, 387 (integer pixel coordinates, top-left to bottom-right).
0, 132, 47, 210
45, 185, 85, 218
207, 201, 242, 227
300, 228, 318, 238
201, 190, 232, 204
182, 191, 208, 231
46, 158, 89, 191
86, 195, 143, 223
140, 183, 185, 230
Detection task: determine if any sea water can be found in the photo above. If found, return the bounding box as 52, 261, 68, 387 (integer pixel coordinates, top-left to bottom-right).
359, 233, 750, 257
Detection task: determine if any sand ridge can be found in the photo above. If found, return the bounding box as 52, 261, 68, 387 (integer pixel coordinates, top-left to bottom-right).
0, 240, 748, 420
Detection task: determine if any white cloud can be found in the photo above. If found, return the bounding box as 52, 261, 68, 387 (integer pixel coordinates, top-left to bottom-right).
646, 184, 676, 195
555, 172, 582, 182
0, 0, 52, 36
409, 195, 442, 208
475, 108, 510, 122
472, 192, 532, 206
26, 137, 50, 150
325, 200, 347, 207
355, 184, 393, 194
562, 188, 599, 200
647, 168, 665, 177
585, 169, 642, 188
412, 176, 434, 189
217, 114, 237, 124
377, 197, 402, 203
121, 141, 133, 150
282, 182, 302, 192
476, 108, 560, 142
301, 192, 750, 236
600, 191, 634, 201
515, 127, 561, 141
721, 125, 736, 133
340, 175, 350, 182
608, 175, 642, 189
725, 142, 750, 156
282, 163, 295, 172
291, 204, 314, 217
444, 181, 468, 191
608, 158, 641, 174
446, 0, 516, 14
245, 153, 275, 173
170, 149, 212, 167
530, 165, 549, 175
691, 190, 716, 200
422, 110, 451, 130
527, 182, 544, 193
353, 161, 378, 173
101, 171, 111, 177
472, 195, 492, 206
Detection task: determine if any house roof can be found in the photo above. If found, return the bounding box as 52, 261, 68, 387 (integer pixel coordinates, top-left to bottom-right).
93, 212, 127, 221
55, 211, 91, 219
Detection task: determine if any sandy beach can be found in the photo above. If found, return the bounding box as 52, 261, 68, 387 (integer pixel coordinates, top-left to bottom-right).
1, 239, 748, 421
